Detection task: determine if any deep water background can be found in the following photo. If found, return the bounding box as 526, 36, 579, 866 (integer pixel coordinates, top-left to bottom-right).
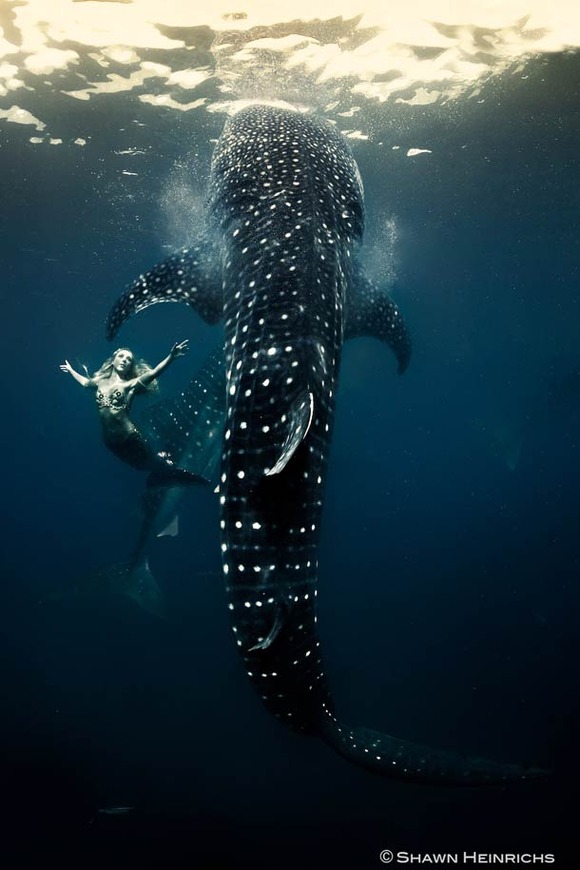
1, 52, 579, 868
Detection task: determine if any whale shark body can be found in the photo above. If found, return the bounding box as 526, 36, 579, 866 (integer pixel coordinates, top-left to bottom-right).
107, 105, 542, 784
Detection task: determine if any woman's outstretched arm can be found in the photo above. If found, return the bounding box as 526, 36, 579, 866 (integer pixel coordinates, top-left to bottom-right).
136, 340, 189, 386
60, 359, 95, 387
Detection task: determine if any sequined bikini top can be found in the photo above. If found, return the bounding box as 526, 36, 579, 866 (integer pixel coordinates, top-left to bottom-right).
96, 388, 128, 411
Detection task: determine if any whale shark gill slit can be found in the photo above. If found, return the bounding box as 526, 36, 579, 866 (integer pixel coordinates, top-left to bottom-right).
107, 105, 546, 784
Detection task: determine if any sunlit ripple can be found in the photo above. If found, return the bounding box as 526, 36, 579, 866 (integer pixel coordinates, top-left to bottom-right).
0, 1, 579, 142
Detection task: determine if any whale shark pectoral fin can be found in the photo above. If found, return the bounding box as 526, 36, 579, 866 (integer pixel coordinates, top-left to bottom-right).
346, 264, 412, 374
265, 390, 314, 476
106, 242, 223, 340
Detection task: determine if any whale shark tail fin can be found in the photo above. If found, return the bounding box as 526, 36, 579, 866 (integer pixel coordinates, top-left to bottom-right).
319, 716, 548, 785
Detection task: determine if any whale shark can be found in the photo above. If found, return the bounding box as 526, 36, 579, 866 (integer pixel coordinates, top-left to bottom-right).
107, 104, 543, 783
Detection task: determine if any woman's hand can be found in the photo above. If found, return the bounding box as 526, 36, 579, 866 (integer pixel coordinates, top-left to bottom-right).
60, 359, 92, 387
170, 340, 189, 359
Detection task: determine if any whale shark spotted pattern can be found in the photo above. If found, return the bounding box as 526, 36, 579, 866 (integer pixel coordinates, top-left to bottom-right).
107, 105, 543, 784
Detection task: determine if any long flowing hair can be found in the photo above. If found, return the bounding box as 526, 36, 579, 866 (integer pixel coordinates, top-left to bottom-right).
90, 348, 159, 395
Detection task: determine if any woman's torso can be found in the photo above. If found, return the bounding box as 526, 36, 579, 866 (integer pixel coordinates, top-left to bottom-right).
94, 377, 138, 437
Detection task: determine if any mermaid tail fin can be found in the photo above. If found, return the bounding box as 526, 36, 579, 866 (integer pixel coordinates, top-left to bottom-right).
109, 557, 167, 618
47, 558, 167, 619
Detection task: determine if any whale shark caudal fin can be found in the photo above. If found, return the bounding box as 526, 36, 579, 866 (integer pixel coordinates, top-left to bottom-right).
318, 715, 547, 785
106, 242, 223, 340
346, 263, 412, 374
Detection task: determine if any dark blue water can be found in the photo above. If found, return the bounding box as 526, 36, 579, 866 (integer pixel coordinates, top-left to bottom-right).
1, 51, 578, 868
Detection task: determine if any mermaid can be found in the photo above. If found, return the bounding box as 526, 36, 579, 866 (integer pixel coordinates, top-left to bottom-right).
60, 341, 209, 488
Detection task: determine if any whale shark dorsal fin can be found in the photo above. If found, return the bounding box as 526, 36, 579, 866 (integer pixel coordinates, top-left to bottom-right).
265, 390, 314, 476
